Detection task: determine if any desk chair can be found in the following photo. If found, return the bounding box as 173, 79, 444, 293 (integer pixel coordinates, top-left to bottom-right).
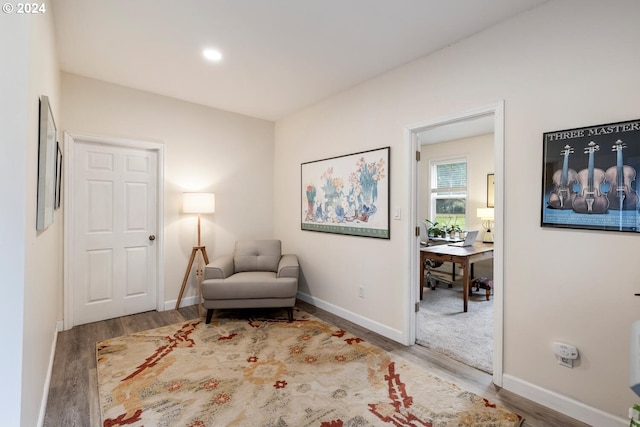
418, 221, 451, 290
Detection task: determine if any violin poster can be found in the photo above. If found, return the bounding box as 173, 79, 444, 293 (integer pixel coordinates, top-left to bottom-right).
541, 119, 640, 232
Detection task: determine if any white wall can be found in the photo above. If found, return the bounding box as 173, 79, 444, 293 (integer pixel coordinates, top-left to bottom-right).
60, 73, 275, 307
23, 6, 62, 425
0, 2, 62, 426
274, 0, 640, 423
0, 14, 30, 427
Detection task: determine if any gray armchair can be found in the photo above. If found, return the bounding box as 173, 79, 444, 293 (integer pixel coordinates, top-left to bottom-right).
202, 240, 299, 323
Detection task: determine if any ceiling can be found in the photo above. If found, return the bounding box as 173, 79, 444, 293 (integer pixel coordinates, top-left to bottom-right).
52, 0, 547, 121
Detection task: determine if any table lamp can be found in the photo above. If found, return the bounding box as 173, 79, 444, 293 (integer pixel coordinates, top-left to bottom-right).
176, 192, 216, 310
477, 207, 494, 243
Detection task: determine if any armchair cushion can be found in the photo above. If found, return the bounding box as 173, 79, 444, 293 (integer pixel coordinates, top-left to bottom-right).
234, 240, 281, 273
202, 272, 297, 300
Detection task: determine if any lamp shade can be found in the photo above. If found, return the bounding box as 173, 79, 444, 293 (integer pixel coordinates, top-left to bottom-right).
183, 192, 215, 214
477, 207, 494, 220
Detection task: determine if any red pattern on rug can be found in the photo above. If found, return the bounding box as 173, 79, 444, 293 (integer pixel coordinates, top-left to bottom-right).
121, 321, 199, 382
368, 362, 432, 427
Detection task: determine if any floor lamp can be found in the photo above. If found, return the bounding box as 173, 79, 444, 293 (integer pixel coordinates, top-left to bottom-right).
176, 192, 216, 311
477, 207, 494, 243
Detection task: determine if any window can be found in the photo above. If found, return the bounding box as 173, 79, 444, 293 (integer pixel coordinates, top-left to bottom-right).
430, 158, 467, 230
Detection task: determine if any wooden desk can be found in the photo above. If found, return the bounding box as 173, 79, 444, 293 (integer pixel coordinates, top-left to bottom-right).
426, 237, 463, 280
420, 243, 494, 312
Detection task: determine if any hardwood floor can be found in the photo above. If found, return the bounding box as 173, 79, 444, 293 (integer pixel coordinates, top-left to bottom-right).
43, 301, 589, 427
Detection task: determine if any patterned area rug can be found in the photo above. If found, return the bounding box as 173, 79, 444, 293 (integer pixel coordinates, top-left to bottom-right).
97, 310, 522, 427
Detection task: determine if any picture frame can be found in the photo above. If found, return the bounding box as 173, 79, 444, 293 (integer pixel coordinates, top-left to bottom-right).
55, 142, 62, 209
541, 118, 640, 232
487, 173, 495, 208
301, 147, 390, 239
36, 95, 57, 230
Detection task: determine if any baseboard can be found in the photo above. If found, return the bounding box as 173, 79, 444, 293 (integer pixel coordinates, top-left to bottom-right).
164, 295, 199, 311
502, 374, 628, 427
37, 320, 63, 427
296, 291, 404, 343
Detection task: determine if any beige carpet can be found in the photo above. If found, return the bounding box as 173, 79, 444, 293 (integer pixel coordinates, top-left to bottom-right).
97, 309, 521, 427
416, 283, 493, 374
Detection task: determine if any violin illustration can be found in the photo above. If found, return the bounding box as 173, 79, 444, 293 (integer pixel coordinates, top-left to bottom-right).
548, 144, 577, 209
605, 139, 638, 210
573, 141, 609, 214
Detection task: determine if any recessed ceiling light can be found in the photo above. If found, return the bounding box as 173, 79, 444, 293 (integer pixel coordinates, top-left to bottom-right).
203, 48, 223, 62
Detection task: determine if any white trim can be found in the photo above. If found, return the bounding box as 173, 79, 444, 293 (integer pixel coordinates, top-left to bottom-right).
63, 131, 165, 330
492, 101, 505, 381
403, 101, 505, 386
403, 128, 419, 347
502, 374, 627, 427
165, 295, 200, 311
36, 321, 62, 427
297, 291, 404, 343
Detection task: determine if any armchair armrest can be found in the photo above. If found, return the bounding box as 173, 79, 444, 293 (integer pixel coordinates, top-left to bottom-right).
277, 254, 299, 279
204, 255, 234, 279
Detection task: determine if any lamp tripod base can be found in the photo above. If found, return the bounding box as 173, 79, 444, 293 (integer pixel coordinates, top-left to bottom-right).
483, 229, 494, 243
175, 245, 209, 311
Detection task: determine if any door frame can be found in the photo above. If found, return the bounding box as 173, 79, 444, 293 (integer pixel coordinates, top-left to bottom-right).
404, 101, 505, 385
63, 131, 165, 330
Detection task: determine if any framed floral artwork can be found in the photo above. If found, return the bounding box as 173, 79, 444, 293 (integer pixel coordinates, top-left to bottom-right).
301, 147, 390, 239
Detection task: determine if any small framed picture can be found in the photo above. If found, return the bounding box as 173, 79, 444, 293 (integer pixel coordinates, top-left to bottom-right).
487, 174, 495, 208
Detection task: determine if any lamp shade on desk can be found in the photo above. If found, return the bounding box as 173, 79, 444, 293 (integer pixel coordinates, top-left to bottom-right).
476, 207, 494, 221
476, 207, 494, 243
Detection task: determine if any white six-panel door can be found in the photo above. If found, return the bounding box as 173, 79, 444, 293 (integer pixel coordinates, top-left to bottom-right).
71, 140, 158, 326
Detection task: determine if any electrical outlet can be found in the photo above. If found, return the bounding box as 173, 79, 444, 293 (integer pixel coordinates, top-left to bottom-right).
359, 286, 365, 298
558, 357, 573, 368
553, 342, 578, 368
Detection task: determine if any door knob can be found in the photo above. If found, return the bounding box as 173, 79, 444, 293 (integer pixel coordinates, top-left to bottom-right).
149, 235, 156, 241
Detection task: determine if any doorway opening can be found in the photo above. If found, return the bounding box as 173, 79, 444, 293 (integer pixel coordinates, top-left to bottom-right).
404, 102, 504, 385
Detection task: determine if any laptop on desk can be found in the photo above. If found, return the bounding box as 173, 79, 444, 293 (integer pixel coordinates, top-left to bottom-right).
448, 230, 479, 247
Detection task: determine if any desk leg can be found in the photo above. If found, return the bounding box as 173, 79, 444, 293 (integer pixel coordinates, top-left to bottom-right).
462, 259, 470, 312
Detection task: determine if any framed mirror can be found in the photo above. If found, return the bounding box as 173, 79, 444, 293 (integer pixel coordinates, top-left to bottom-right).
36, 95, 57, 230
